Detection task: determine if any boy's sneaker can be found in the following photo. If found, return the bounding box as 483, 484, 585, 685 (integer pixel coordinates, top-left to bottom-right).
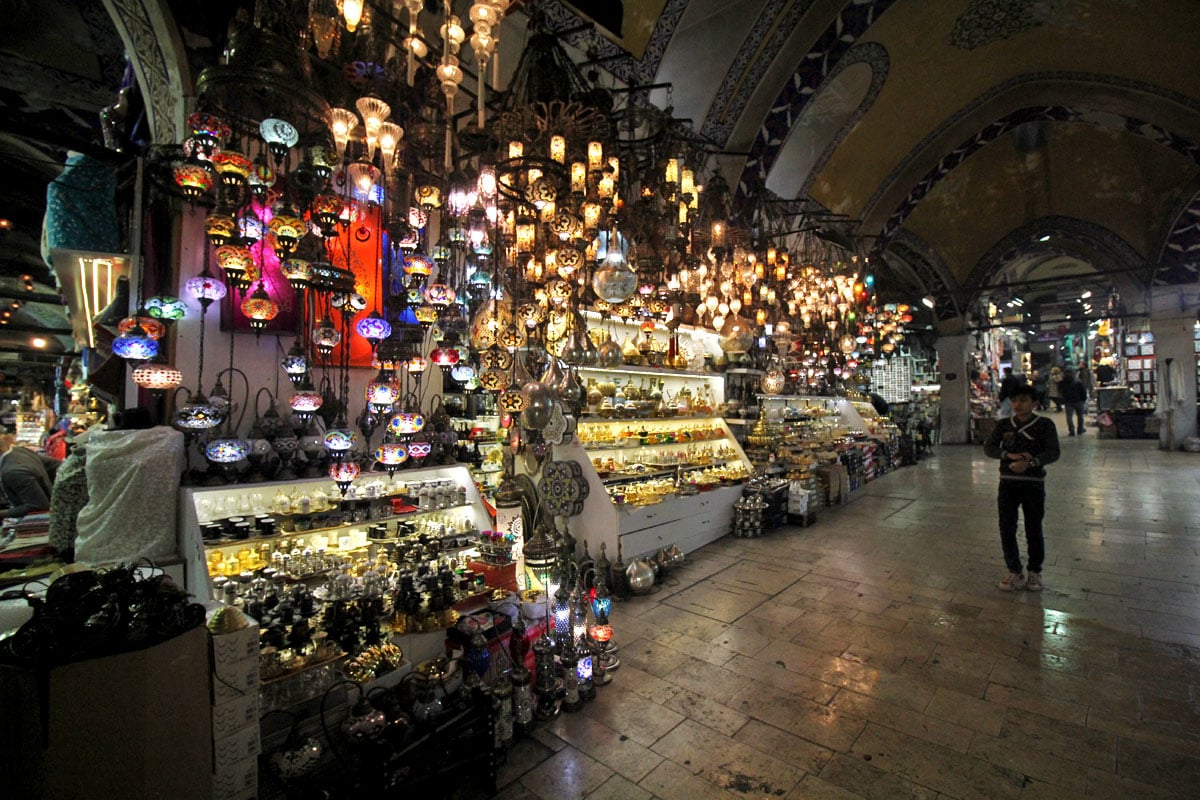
998, 572, 1025, 591
1026, 573, 1043, 592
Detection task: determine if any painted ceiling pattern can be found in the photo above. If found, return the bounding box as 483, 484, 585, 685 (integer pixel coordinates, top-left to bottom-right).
699, 0, 818, 147
875, 103, 1200, 249
545, 0, 688, 85
949, 0, 1058, 50
736, 0, 897, 198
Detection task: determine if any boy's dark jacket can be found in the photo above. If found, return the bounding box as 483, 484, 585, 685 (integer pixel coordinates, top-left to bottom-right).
983, 414, 1060, 480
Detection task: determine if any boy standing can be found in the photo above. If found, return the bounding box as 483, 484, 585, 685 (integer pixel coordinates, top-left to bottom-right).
983, 385, 1060, 591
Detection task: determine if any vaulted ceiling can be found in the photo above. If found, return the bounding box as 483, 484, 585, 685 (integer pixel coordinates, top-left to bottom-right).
1, 0, 1198, 384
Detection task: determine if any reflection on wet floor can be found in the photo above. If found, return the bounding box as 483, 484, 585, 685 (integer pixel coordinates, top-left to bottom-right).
493, 439, 1200, 799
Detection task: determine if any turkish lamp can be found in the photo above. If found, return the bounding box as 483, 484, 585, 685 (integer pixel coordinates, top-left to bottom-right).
346, 160, 380, 201
355, 96, 391, 158
281, 343, 310, 386
186, 268, 227, 311
289, 381, 323, 421
204, 212, 236, 248
374, 441, 408, 475
185, 111, 230, 156
387, 411, 425, 439
112, 323, 158, 361
355, 310, 391, 348
214, 244, 253, 292
326, 107, 359, 159
324, 418, 358, 461
173, 163, 212, 201
145, 295, 187, 321
378, 122, 403, 170
313, 316, 342, 359
132, 359, 183, 392
210, 150, 252, 193
365, 370, 399, 412
206, 436, 249, 465
259, 118, 299, 164
329, 460, 361, 497
241, 283, 280, 333
310, 190, 343, 234
173, 391, 223, 432
552, 585, 572, 651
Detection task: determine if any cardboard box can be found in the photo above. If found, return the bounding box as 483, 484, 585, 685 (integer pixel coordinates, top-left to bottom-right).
213, 721, 262, 765
0, 626, 213, 800
212, 654, 259, 705
212, 691, 260, 738
212, 753, 258, 800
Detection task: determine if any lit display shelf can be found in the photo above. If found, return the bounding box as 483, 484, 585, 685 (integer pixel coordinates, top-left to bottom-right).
177, 465, 492, 596
557, 417, 752, 560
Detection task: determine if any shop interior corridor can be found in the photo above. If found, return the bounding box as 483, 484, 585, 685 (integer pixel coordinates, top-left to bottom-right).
493, 437, 1200, 799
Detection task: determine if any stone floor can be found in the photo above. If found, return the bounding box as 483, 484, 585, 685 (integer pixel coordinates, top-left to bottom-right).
492, 434, 1200, 799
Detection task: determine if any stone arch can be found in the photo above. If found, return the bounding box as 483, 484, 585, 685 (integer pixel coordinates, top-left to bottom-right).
102, 0, 193, 143
883, 230, 962, 321
1154, 173, 1200, 285
736, 0, 899, 200
964, 216, 1148, 302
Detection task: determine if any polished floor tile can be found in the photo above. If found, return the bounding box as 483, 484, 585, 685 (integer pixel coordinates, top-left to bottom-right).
494, 439, 1200, 798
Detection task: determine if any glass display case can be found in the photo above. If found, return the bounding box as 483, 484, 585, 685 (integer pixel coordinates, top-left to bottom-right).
560, 417, 752, 562
177, 465, 492, 597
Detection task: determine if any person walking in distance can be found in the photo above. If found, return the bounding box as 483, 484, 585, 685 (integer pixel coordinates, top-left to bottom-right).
1060, 368, 1088, 435
983, 384, 1060, 592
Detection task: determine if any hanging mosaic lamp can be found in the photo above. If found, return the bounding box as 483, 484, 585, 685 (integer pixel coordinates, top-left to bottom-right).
215, 244, 254, 292
173, 391, 224, 431
364, 370, 399, 412
313, 316, 342, 359
355, 310, 391, 347
173, 163, 212, 201
374, 441, 408, 476
289, 381, 323, 421
387, 411, 425, 439
329, 460, 361, 497
144, 295, 187, 321
132, 360, 183, 392
112, 323, 158, 361
280, 343, 310, 386
206, 436, 249, 464
323, 421, 358, 461
186, 268, 227, 310
241, 283, 280, 332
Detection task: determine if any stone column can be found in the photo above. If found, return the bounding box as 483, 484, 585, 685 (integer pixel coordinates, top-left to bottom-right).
1148, 290, 1197, 448
935, 334, 972, 444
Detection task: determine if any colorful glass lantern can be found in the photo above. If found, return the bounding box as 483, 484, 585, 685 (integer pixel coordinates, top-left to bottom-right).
498, 389, 528, 413
403, 253, 434, 278
210, 150, 252, 190
424, 283, 456, 307
268, 206, 306, 258
144, 295, 187, 321
430, 347, 460, 373
413, 304, 439, 329
387, 412, 424, 438
117, 316, 166, 340
241, 284, 280, 332
406, 441, 432, 461
112, 325, 158, 361
289, 383, 323, 421
246, 158, 275, 200
206, 437, 249, 464
132, 361, 183, 392
204, 212, 237, 247
415, 183, 442, 211
323, 426, 357, 460
280, 258, 312, 291
329, 460, 361, 497
590, 583, 612, 623
365, 373, 399, 412
450, 363, 476, 383
215, 245, 254, 291
310, 190, 343, 235
186, 112, 230, 154
238, 213, 264, 245
310, 146, 338, 180
173, 392, 223, 431
281, 344, 309, 386
259, 117, 299, 162
312, 317, 342, 359
374, 442, 408, 475
173, 163, 212, 200
477, 368, 509, 392
186, 270, 227, 309
355, 311, 391, 346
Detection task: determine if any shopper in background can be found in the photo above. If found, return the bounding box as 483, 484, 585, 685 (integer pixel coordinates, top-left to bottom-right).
1048, 365, 1064, 411
984, 384, 1060, 592
0, 433, 59, 522
1031, 370, 1049, 411
1060, 368, 1088, 435
997, 367, 1023, 418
